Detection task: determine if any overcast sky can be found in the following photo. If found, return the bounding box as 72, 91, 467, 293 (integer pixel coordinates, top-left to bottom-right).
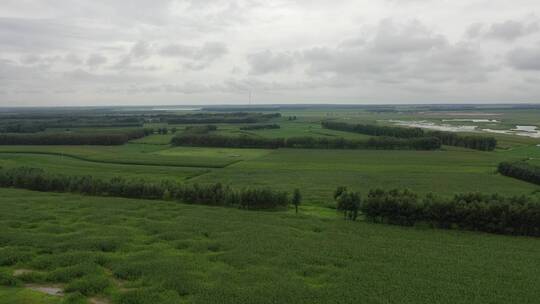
1, 0, 540, 106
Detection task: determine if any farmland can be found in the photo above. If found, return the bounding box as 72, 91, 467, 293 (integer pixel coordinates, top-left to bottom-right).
1, 104, 540, 303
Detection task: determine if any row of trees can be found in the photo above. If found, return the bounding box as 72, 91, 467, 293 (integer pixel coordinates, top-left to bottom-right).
334, 186, 361, 220
171, 134, 441, 150
359, 189, 540, 236
322, 121, 424, 138
184, 125, 218, 134
425, 131, 497, 151
321, 121, 497, 151
0, 129, 148, 146
0, 167, 293, 210
498, 161, 540, 185
0, 122, 47, 133
166, 112, 281, 124
240, 124, 281, 130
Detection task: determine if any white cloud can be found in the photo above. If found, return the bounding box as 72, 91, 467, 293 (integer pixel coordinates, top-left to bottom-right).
1, 0, 540, 106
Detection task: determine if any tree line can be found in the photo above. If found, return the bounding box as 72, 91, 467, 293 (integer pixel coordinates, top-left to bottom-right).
240, 124, 280, 130
321, 121, 497, 151
0, 167, 292, 210
351, 188, 540, 237
171, 134, 441, 150
166, 112, 281, 124
0, 129, 149, 146
498, 161, 540, 185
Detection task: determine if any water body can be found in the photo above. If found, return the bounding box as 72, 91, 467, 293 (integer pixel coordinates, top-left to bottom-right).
152, 107, 201, 111
388, 120, 540, 139
483, 126, 540, 138
389, 120, 478, 132
442, 119, 499, 123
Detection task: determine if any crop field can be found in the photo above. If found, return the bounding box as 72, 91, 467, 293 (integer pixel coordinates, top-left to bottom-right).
1, 105, 540, 303
1, 188, 539, 304
0, 144, 244, 168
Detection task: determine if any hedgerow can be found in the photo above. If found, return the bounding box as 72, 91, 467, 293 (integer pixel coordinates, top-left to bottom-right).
359, 189, 540, 236
0, 129, 150, 146
498, 161, 540, 185
0, 167, 291, 210
171, 134, 441, 150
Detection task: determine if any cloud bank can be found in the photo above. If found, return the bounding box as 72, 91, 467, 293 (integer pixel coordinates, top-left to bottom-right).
1, 0, 540, 106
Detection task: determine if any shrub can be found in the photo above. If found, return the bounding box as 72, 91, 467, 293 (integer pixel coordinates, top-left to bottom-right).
65, 275, 110, 296
0, 271, 21, 287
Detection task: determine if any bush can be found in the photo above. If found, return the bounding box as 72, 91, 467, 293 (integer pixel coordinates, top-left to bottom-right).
0, 271, 21, 287
65, 275, 110, 296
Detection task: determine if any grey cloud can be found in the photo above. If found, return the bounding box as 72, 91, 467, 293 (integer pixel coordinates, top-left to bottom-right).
486, 20, 539, 41
86, 54, 108, 67
507, 47, 540, 70
159, 42, 227, 60
65, 53, 83, 65
372, 19, 447, 53
131, 41, 152, 59
247, 50, 297, 75
63, 69, 152, 84
302, 20, 492, 84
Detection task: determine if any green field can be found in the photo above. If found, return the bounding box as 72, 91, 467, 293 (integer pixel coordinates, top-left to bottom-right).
1, 105, 540, 303
1, 188, 539, 304
0, 145, 249, 169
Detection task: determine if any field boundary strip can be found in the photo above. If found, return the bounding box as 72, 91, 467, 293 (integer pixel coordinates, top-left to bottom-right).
0, 151, 237, 169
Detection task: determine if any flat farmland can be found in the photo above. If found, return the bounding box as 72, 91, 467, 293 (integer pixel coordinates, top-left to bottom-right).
0, 188, 539, 304
192, 147, 540, 204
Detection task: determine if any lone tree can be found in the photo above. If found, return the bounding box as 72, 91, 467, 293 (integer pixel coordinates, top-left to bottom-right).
335, 187, 361, 221
333, 186, 348, 200
292, 188, 302, 214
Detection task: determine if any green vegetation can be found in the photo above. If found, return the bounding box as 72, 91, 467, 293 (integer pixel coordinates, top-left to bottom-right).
240, 124, 280, 130
0, 167, 291, 210
1, 188, 540, 304
1, 105, 540, 303
171, 133, 441, 150
322, 121, 497, 151
0, 129, 149, 146
361, 189, 540, 236
498, 161, 540, 185
0, 145, 245, 168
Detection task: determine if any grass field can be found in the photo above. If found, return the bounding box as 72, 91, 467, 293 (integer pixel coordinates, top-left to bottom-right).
191, 146, 540, 203
1, 188, 539, 304
0, 145, 538, 205
0, 145, 248, 168
0, 153, 206, 181
2, 106, 540, 303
